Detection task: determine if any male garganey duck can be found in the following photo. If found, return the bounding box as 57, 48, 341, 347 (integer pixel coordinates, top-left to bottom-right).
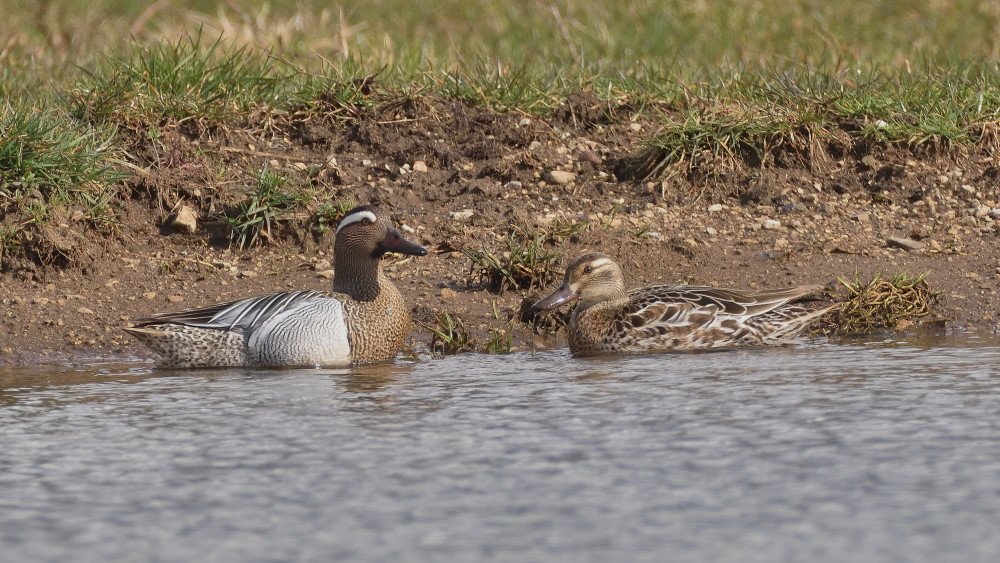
532, 253, 837, 356
126, 205, 427, 368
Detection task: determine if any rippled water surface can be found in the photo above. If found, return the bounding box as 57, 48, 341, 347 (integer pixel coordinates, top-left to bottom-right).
3, 333, 1000, 562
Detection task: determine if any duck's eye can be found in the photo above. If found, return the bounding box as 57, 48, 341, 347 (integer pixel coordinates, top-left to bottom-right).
583, 265, 594, 273
361, 218, 373, 226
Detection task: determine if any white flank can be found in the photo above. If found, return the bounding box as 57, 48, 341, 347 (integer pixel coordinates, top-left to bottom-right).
247, 298, 352, 367
335, 210, 378, 235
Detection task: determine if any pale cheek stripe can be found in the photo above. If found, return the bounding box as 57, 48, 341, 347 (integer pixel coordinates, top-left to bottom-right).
335, 210, 378, 235
582, 259, 614, 274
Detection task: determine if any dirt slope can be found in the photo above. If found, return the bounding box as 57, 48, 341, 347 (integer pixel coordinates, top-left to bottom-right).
2, 94, 998, 365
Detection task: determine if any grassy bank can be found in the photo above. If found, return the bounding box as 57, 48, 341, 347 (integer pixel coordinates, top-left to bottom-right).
2, 0, 1000, 259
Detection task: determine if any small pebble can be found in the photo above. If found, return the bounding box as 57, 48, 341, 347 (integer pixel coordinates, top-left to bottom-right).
579, 150, 602, 165
547, 170, 577, 184
886, 237, 927, 251
170, 205, 198, 235
449, 209, 474, 222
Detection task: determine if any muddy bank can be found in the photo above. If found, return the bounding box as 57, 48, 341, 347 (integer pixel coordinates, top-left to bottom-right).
1, 95, 999, 365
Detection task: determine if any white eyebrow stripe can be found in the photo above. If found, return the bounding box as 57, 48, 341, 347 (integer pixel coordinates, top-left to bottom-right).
335, 210, 378, 235
591, 258, 615, 269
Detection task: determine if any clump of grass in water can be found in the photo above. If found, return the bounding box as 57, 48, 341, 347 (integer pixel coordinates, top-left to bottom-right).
426, 312, 476, 356
483, 328, 512, 354
823, 271, 941, 335
223, 165, 305, 248
463, 229, 561, 294
426, 315, 512, 356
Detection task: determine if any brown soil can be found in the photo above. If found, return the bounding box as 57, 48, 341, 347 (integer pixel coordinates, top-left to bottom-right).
2, 93, 999, 366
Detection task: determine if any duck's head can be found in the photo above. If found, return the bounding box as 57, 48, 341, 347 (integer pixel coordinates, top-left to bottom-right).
532, 253, 626, 311
335, 205, 428, 259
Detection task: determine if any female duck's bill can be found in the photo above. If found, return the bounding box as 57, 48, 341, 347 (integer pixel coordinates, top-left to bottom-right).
531, 280, 576, 311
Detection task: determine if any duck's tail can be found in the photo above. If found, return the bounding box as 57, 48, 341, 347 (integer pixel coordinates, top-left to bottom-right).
750, 301, 841, 344
124, 324, 248, 368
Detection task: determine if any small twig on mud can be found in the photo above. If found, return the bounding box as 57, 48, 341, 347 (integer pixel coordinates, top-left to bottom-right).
221, 146, 320, 162
375, 118, 424, 124
176, 257, 223, 268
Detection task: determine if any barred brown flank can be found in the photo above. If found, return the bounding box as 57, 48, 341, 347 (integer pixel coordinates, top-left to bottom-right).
532, 253, 838, 356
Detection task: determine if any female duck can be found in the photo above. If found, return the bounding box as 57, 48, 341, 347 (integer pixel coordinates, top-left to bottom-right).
126, 205, 427, 368
532, 253, 837, 356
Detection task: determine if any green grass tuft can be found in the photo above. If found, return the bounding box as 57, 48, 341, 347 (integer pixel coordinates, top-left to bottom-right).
546, 217, 589, 243
630, 63, 1000, 181
426, 312, 476, 356
223, 165, 306, 249
69, 33, 285, 125
0, 224, 20, 262
0, 103, 126, 228
463, 228, 561, 294
483, 328, 512, 354
313, 197, 356, 235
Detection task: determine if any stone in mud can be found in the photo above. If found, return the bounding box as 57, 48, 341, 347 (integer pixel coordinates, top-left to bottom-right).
170, 205, 198, 234
578, 150, 602, 165
547, 170, 576, 184
886, 237, 927, 251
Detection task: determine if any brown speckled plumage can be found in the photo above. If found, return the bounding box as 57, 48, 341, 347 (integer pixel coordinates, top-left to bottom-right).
340, 271, 412, 365
125, 206, 426, 368
533, 253, 838, 356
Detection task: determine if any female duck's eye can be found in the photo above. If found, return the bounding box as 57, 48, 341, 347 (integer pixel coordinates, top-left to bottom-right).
583, 265, 593, 273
